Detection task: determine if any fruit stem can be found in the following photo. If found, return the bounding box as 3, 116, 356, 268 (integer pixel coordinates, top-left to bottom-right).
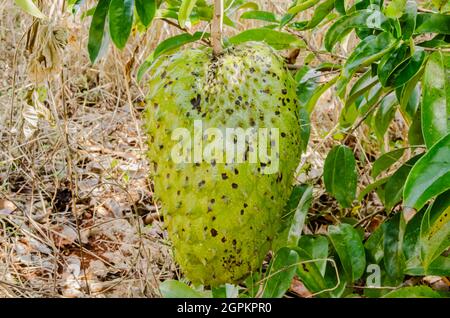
211, 0, 223, 56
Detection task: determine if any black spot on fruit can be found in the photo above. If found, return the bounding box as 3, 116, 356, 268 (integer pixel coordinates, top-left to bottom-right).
232, 183, 238, 189
211, 228, 218, 237
190, 94, 201, 111
221, 173, 228, 180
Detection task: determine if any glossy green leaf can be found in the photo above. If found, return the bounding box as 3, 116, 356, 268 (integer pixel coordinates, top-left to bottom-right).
422, 51, 450, 148
298, 235, 329, 275
338, 32, 398, 96
399, 0, 417, 39
290, 0, 335, 31
294, 247, 331, 297
415, 13, 450, 35
15, 0, 46, 19
374, 92, 398, 141
305, 76, 339, 113
377, 43, 408, 87
397, 69, 423, 122
262, 247, 299, 298
287, 0, 320, 15
405, 255, 450, 276
159, 280, 210, 298
383, 286, 441, 298
135, 0, 156, 27
364, 224, 384, 263
356, 83, 384, 115
324, 9, 388, 51
383, 212, 406, 280
404, 133, 450, 210
341, 72, 378, 127
328, 223, 366, 282
384, 154, 422, 211
392, 48, 426, 88
420, 193, 450, 269
240, 10, 278, 23
299, 108, 311, 154
323, 145, 357, 208
88, 0, 111, 63
287, 185, 313, 246
408, 108, 425, 146
296, 66, 319, 105
274, 185, 312, 251
335, 0, 346, 15
228, 28, 305, 50
371, 148, 406, 178
137, 32, 209, 81
109, 0, 134, 49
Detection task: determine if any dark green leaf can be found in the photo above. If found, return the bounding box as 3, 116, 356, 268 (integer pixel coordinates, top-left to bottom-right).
404, 133, 450, 210
109, 0, 134, 49
137, 32, 209, 81
383, 212, 406, 280
296, 66, 319, 105
405, 255, 450, 276
228, 28, 305, 50
262, 247, 299, 298
294, 247, 331, 297
240, 10, 278, 23
421, 51, 450, 148
364, 224, 384, 263
338, 32, 398, 96
335, 0, 346, 15
397, 69, 423, 122
298, 235, 329, 275
392, 48, 426, 88
374, 92, 398, 141
377, 43, 409, 87
408, 108, 425, 146
323, 145, 357, 208
383, 286, 441, 298
356, 83, 384, 115
159, 280, 210, 298
324, 9, 388, 51
384, 154, 423, 211
88, 0, 111, 63
341, 71, 378, 127
371, 148, 407, 178
274, 185, 312, 250
135, 0, 156, 27
399, 0, 417, 40
328, 223, 366, 282
415, 13, 450, 35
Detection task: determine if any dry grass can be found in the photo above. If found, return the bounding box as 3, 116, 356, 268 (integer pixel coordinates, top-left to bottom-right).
0, 0, 398, 298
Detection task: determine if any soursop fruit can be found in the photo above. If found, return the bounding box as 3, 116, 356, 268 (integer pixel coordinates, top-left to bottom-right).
145, 42, 303, 286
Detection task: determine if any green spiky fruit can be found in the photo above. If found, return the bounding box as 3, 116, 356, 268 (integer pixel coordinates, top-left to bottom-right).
145, 42, 303, 286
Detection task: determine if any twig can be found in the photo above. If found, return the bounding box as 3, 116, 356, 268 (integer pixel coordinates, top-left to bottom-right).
211, 0, 223, 55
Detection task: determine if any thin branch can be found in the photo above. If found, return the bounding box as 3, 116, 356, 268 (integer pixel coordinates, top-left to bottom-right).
211, 0, 223, 55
